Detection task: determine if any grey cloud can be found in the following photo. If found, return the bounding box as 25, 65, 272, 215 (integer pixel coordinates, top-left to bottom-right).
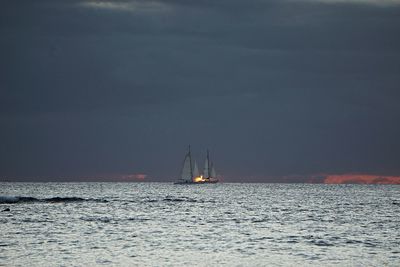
1, 0, 400, 181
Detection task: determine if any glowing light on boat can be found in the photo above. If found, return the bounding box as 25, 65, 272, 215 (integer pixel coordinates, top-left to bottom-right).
193, 176, 204, 183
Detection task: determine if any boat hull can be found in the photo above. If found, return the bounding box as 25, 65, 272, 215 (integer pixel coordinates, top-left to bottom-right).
174, 180, 219, 184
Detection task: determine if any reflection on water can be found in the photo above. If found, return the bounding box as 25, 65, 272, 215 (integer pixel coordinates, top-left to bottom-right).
1, 183, 399, 266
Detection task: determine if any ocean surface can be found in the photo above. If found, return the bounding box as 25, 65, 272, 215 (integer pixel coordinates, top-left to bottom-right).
1, 183, 399, 266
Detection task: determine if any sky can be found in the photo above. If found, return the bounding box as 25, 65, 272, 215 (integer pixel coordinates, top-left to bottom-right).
1, 0, 400, 183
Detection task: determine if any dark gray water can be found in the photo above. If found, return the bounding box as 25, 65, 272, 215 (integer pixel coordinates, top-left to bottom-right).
1, 183, 399, 266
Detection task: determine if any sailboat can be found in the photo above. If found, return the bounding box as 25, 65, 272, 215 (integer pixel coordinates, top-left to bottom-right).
174, 146, 219, 184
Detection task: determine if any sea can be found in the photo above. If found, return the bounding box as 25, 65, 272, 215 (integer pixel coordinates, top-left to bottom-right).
1, 182, 399, 266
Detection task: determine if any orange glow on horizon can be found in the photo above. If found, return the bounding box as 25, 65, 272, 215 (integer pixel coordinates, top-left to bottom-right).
120, 173, 147, 181
324, 174, 400, 185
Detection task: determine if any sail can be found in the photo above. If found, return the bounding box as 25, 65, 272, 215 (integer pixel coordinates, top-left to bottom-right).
193, 161, 200, 178
203, 158, 209, 178
203, 150, 210, 178
180, 153, 192, 182
211, 165, 217, 178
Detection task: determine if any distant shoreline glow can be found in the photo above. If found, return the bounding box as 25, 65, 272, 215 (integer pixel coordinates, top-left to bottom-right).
323, 174, 400, 184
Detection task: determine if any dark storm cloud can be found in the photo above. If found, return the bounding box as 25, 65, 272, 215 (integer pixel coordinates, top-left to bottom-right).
1, 0, 400, 181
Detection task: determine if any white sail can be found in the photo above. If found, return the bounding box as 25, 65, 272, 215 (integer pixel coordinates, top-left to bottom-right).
193, 161, 200, 178
180, 153, 193, 182
211, 165, 217, 178
203, 158, 209, 178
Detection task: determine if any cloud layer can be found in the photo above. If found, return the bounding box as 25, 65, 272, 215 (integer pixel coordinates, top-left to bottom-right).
1, 0, 400, 181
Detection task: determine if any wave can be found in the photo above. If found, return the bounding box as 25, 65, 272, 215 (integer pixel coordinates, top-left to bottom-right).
138, 196, 200, 203
163, 196, 199, 203
80, 216, 150, 223
0, 196, 108, 204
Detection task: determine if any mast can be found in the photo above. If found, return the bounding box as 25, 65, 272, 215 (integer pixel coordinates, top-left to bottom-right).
203, 149, 211, 178
189, 145, 193, 179
207, 149, 210, 178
